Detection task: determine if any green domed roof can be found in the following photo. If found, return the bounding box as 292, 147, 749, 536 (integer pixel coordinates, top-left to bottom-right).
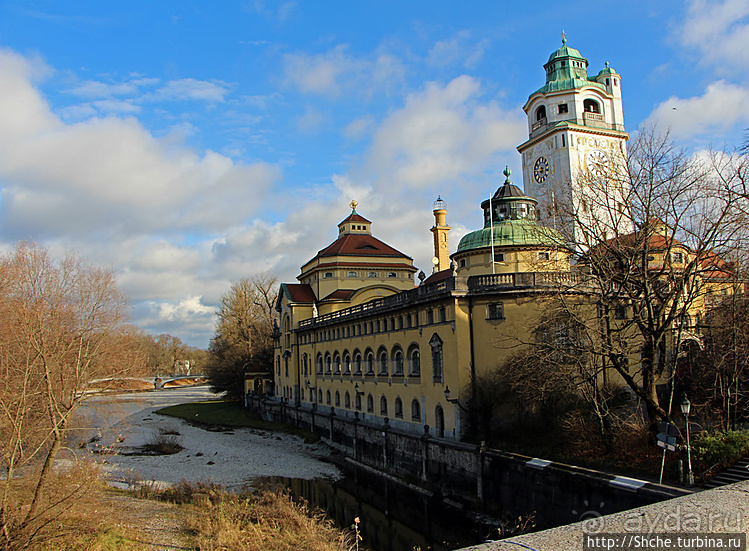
456, 219, 565, 253
546, 43, 585, 65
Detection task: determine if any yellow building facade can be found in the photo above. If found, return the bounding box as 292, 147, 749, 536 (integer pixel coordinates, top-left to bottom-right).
272, 168, 573, 439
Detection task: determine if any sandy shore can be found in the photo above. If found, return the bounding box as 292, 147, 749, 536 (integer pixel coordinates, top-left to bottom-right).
72, 386, 340, 491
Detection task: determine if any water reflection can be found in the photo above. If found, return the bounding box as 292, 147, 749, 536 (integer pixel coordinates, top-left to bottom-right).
254, 466, 502, 551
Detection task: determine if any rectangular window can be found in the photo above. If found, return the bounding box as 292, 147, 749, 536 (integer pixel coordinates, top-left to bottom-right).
368, 271, 378, 278
323, 272, 334, 278
558, 103, 568, 114
375, 320, 381, 332
347, 271, 358, 277
538, 252, 550, 261
438, 307, 447, 323
614, 305, 627, 319
398, 316, 403, 329
426, 310, 434, 324
672, 252, 684, 264
459, 258, 467, 268
494, 252, 505, 262
487, 303, 505, 320
561, 134, 566, 147
387, 272, 397, 278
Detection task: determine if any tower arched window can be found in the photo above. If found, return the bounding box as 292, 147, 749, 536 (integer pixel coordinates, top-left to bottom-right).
365, 351, 375, 375
367, 394, 374, 413
411, 399, 421, 421
344, 391, 351, 409
325, 354, 332, 374
343, 352, 351, 374
353, 351, 362, 374
333, 353, 341, 374
355, 393, 362, 410
380, 396, 388, 416
583, 99, 601, 113
316, 354, 323, 374
335, 391, 340, 406
536, 105, 546, 121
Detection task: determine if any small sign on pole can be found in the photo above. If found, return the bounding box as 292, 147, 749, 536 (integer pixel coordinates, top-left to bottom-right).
657, 422, 679, 483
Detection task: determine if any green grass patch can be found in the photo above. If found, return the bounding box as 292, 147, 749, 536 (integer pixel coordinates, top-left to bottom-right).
156, 400, 319, 443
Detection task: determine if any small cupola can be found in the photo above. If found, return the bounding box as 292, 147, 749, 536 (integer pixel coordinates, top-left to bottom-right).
338, 200, 372, 235
543, 33, 589, 84
480, 166, 537, 227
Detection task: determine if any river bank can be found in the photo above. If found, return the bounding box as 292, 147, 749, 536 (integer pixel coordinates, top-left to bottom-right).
72, 386, 340, 491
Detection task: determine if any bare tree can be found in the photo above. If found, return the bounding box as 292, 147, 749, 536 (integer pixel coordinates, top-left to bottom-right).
542, 129, 748, 430
206, 274, 278, 398
0, 243, 135, 550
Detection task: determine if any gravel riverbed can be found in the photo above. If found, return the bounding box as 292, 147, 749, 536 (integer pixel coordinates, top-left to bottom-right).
72, 386, 340, 491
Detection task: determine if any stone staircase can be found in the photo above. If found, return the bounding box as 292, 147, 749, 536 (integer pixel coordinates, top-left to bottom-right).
703, 456, 749, 488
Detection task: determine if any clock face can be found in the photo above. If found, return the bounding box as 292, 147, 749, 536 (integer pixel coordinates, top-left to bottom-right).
586, 148, 610, 178
533, 156, 550, 184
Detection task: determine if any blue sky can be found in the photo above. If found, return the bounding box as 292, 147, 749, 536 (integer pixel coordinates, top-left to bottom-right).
0, 1, 747, 347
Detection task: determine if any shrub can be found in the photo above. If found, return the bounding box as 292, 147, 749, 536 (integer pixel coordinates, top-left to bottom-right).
142, 431, 184, 455
691, 430, 749, 466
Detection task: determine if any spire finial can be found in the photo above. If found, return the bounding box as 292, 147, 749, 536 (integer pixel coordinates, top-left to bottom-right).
503, 165, 512, 184
349, 200, 358, 213
562, 30, 567, 45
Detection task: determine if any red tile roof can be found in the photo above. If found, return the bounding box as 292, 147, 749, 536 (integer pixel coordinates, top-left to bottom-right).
422, 269, 453, 285
315, 234, 412, 259
340, 213, 371, 224
280, 283, 317, 303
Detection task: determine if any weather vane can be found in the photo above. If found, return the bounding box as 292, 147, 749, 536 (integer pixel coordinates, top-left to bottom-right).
350, 200, 358, 212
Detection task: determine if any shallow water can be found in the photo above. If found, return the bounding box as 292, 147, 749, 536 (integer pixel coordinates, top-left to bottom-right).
255, 466, 505, 551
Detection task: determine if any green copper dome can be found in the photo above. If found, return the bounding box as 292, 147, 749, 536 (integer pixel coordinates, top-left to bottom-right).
457, 219, 564, 252
457, 166, 565, 253
532, 37, 605, 96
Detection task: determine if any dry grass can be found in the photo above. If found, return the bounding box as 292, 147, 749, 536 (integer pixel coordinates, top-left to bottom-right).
145, 482, 353, 551
1, 463, 148, 551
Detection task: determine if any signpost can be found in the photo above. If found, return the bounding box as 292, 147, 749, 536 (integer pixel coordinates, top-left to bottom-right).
657, 422, 679, 484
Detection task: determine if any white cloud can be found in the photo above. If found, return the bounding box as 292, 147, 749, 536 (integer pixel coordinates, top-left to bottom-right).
296, 106, 326, 133
146, 78, 233, 103
344, 116, 375, 140
427, 31, 489, 69
365, 75, 526, 190
678, 0, 749, 72
282, 45, 405, 99
645, 80, 749, 139
0, 50, 280, 242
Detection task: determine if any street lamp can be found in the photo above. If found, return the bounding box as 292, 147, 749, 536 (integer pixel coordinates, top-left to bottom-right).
680, 394, 694, 486
444, 386, 468, 412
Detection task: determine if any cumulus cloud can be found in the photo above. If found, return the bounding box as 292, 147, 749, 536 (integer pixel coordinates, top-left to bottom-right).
679, 0, 749, 72
365, 75, 525, 191
0, 50, 279, 242
645, 80, 749, 139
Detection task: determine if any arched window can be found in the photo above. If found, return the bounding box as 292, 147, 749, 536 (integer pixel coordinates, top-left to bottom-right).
276, 356, 281, 375
535, 105, 546, 121
302, 353, 308, 377
335, 391, 340, 406
367, 394, 374, 413
583, 99, 600, 113
430, 334, 443, 383
394, 397, 403, 419
343, 352, 351, 374
310, 389, 315, 402
317, 354, 323, 374
365, 350, 375, 375
408, 346, 420, 376
325, 353, 332, 374
380, 396, 388, 416
378, 349, 388, 376
344, 391, 351, 409
326, 390, 331, 405
333, 353, 341, 374
392, 348, 404, 375
411, 399, 421, 421
355, 393, 362, 410
318, 389, 323, 403
353, 351, 362, 374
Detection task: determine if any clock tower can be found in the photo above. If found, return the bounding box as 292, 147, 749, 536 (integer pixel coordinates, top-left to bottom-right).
518, 36, 630, 244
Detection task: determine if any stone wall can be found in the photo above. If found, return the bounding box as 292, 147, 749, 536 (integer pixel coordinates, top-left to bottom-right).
250, 397, 689, 529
